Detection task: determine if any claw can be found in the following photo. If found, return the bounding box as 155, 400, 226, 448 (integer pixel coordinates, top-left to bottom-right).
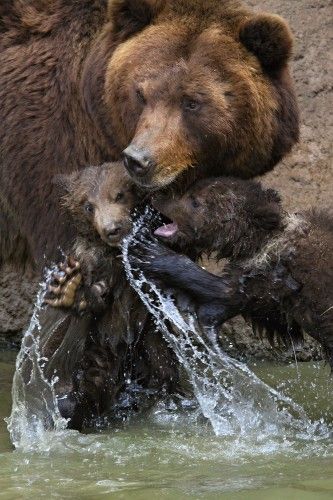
79, 300, 87, 312
59, 258, 80, 276
53, 273, 67, 285
68, 256, 79, 267
48, 285, 62, 295
44, 298, 57, 307
92, 281, 107, 297
46, 273, 82, 309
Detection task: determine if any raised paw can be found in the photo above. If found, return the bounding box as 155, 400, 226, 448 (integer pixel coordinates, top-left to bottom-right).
128, 237, 179, 274
45, 256, 82, 309
47, 256, 80, 290
59, 256, 81, 277
45, 273, 83, 308
197, 302, 231, 327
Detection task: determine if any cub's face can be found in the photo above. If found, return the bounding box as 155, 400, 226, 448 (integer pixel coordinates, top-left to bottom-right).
152, 179, 223, 248
83, 166, 136, 247
58, 162, 137, 247
152, 177, 282, 255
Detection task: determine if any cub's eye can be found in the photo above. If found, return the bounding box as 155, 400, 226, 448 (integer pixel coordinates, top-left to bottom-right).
191, 197, 201, 209
183, 98, 201, 112
115, 192, 124, 203
84, 202, 94, 214
136, 88, 146, 105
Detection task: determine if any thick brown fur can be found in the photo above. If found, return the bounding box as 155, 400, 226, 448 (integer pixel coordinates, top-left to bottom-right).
132, 178, 333, 366
0, 0, 299, 270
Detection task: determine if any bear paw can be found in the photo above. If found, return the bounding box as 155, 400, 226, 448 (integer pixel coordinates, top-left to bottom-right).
45, 257, 85, 310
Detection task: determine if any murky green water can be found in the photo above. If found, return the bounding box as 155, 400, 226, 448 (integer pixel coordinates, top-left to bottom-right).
1, 351, 333, 499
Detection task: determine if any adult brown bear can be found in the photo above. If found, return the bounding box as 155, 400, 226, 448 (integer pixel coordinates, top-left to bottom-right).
0, 0, 299, 269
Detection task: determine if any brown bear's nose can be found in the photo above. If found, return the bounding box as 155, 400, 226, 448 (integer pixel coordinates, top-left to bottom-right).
123, 146, 154, 178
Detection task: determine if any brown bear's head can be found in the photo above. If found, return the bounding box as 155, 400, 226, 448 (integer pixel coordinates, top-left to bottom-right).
152, 177, 283, 259
55, 162, 137, 247
82, 0, 299, 190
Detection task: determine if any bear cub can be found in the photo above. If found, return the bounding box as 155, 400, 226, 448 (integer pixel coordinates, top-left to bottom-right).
41, 161, 180, 429
131, 178, 333, 366
47, 161, 138, 313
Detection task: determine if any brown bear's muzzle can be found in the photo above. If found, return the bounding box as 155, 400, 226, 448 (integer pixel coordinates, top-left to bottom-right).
122, 106, 194, 189
123, 145, 156, 182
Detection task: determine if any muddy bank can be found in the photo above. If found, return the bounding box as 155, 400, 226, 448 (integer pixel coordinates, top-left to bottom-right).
1, 0, 331, 361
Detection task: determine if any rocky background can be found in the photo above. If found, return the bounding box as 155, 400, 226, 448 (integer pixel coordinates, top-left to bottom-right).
216, 0, 332, 361
1, 0, 332, 359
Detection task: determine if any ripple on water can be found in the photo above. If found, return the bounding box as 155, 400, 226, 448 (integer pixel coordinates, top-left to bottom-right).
1, 353, 333, 498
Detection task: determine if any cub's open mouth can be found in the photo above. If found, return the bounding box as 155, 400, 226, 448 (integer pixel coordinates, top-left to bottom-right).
154, 221, 179, 239
103, 235, 122, 248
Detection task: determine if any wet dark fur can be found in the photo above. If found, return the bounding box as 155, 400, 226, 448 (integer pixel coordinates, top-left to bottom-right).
52, 282, 179, 430
132, 178, 333, 366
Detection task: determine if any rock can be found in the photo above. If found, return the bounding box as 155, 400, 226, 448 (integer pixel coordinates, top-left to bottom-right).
0, 265, 39, 345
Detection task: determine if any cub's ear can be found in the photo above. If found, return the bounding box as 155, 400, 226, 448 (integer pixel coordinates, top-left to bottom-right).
52, 172, 77, 196
108, 0, 161, 40
265, 188, 282, 205
252, 203, 282, 231
239, 14, 293, 72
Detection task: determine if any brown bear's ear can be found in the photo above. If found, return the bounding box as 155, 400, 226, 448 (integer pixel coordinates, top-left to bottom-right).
108, 0, 161, 40
239, 14, 293, 72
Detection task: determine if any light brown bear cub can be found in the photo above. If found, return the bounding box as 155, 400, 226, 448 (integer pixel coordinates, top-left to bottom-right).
29, 162, 179, 429
47, 161, 138, 313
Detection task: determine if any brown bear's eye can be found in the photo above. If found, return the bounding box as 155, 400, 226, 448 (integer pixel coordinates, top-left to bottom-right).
183, 98, 201, 112
115, 192, 124, 203
84, 202, 94, 215
136, 89, 146, 105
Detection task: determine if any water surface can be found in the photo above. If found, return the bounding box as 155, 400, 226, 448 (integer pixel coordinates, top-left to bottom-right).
1, 352, 332, 499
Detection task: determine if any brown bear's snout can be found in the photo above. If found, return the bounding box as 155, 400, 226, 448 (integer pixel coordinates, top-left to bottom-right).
123, 145, 156, 180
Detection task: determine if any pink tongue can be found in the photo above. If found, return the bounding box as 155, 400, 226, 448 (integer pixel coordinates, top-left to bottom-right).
154, 222, 178, 238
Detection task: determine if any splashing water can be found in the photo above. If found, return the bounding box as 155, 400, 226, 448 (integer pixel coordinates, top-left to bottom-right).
6, 268, 69, 451
5, 209, 331, 454
123, 207, 331, 446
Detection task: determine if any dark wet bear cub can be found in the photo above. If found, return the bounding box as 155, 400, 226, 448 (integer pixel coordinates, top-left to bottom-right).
47, 161, 138, 313
131, 178, 333, 366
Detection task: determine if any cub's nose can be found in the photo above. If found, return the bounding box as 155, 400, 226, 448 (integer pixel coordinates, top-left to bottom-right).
123, 146, 155, 178
105, 224, 122, 240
